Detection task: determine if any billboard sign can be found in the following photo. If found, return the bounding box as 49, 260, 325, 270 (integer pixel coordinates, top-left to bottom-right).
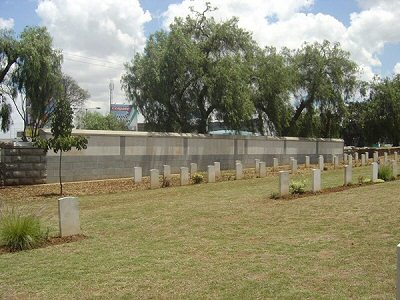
110, 104, 138, 130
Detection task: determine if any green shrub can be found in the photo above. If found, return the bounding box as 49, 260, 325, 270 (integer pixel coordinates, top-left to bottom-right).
378, 165, 394, 181
290, 178, 306, 195
192, 173, 204, 184
0, 211, 48, 251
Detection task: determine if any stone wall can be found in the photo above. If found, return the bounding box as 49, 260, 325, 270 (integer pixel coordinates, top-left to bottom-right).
41, 129, 344, 183
0, 145, 47, 186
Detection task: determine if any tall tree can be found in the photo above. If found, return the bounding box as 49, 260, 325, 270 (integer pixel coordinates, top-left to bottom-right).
122, 3, 256, 133
252, 47, 294, 135
285, 40, 358, 138
13, 26, 63, 140
362, 75, 400, 146
0, 27, 64, 139
0, 29, 19, 132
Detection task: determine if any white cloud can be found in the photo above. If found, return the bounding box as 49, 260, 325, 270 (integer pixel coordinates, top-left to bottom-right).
394, 63, 400, 74
162, 0, 400, 82
36, 0, 151, 112
0, 17, 14, 29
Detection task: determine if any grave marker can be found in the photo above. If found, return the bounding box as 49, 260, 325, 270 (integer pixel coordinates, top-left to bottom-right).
235, 162, 243, 180
58, 197, 80, 237
259, 162, 267, 178
372, 162, 378, 181
311, 169, 321, 192
279, 171, 289, 197
180, 167, 189, 186
150, 169, 159, 189
208, 165, 216, 183
344, 165, 352, 185
214, 162, 221, 177
163, 165, 171, 181
190, 163, 198, 175
133, 167, 142, 184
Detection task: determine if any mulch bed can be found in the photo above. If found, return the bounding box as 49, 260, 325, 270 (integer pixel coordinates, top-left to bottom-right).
0, 234, 87, 255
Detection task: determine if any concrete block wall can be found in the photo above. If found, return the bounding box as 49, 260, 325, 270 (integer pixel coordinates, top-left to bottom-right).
0, 146, 47, 186
41, 129, 344, 183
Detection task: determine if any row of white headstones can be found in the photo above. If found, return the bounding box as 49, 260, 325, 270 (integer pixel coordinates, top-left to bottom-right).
131, 151, 398, 190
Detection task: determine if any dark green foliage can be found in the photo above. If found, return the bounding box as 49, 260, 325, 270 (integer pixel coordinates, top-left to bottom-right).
122, 4, 256, 133
286, 40, 358, 138
378, 165, 394, 181
0, 211, 47, 251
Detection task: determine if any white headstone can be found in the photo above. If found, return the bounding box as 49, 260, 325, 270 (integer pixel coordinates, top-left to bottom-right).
58, 197, 80, 237
384, 152, 388, 164
305, 156, 310, 168
214, 162, 221, 177
372, 162, 378, 181
150, 169, 159, 189
348, 155, 353, 167
255, 159, 260, 174
343, 153, 348, 164
235, 162, 243, 180
259, 162, 266, 178
361, 154, 366, 166
190, 163, 198, 175
365, 152, 369, 163
273, 158, 279, 171
311, 169, 321, 192
319, 155, 324, 171
344, 165, 352, 185
133, 167, 142, 184
355, 152, 359, 162
163, 165, 171, 181
180, 167, 189, 186
208, 165, 216, 183
291, 159, 298, 174
373, 151, 379, 163
279, 171, 289, 197
392, 160, 398, 178
333, 155, 339, 169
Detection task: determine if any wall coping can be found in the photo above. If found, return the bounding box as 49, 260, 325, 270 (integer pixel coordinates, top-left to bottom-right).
40, 129, 343, 143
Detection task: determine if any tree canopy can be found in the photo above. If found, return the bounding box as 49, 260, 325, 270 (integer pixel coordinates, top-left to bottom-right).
77, 112, 128, 131
0, 26, 88, 139
122, 4, 257, 133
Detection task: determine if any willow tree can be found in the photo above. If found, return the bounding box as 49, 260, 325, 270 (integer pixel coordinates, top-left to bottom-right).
122, 4, 256, 133
285, 40, 358, 138
252, 47, 294, 135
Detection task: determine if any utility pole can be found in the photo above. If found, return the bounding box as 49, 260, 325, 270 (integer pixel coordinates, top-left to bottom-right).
109, 80, 114, 115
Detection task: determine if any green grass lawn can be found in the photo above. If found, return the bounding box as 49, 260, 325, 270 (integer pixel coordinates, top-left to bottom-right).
1, 165, 399, 299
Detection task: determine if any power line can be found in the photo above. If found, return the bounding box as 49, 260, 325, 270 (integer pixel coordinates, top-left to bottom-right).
63, 57, 124, 70
63, 51, 126, 65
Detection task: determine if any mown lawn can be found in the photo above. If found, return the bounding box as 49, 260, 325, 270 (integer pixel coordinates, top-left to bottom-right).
0, 165, 399, 299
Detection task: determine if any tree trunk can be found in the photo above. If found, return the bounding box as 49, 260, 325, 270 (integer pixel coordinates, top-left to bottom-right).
59, 151, 63, 196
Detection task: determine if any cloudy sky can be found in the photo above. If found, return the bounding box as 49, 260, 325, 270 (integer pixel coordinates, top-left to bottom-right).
1, 0, 400, 138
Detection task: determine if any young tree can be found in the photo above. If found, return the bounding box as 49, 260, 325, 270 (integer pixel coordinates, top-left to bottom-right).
34, 98, 87, 195
122, 4, 256, 133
